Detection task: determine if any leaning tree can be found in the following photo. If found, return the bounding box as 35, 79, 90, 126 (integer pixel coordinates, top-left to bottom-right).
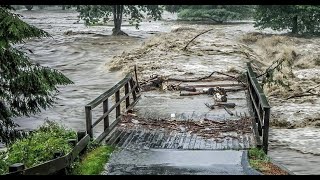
76, 5, 163, 35
0, 6, 73, 144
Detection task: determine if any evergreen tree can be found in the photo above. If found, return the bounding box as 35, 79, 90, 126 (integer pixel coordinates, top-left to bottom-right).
0, 6, 73, 144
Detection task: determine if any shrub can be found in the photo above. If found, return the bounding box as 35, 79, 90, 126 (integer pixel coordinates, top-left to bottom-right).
0, 121, 76, 174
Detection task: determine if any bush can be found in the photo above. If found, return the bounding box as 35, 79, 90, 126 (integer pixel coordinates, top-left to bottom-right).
0, 121, 76, 174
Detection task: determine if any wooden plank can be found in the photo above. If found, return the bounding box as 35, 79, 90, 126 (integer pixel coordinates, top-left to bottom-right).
86, 74, 132, 109
125, 82, 130, 108
129, 78, 137, 100
95, 116, 122, 143
248, 86, 263, 126
247, 63, 270, 108
262, 107, 270, 154
115, 90, 120, 118
69, 134, 90, 162
91, 84, 137, 128
85, 106, 93, 138
23, 156, 68, 175
103, 98, 109, 130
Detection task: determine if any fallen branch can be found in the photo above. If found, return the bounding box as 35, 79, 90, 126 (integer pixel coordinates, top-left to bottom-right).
167, 71, 246, 86
183, 29, 214, 51
286, 84, 320, 100
180, 87, 245, 96
179, 83, 245, 88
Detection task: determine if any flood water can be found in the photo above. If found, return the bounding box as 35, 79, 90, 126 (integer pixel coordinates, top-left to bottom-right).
9, 7, 320, 175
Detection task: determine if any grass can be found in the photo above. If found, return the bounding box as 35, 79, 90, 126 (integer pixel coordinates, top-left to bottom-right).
248, 148, 289, 175
71, 145, 115, 175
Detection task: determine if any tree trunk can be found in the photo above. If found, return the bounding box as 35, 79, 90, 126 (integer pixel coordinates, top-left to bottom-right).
112, 5, 128, 36
292, 15, 298, 34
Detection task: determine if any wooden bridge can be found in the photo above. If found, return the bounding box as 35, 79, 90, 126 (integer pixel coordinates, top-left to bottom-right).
6, 62, 270, 175
86, 62, 271, 154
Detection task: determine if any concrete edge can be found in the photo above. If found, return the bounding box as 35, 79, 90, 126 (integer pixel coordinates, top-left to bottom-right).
269, 158, 295, 175
241, 150, 263, 175
242, 150, 295, 175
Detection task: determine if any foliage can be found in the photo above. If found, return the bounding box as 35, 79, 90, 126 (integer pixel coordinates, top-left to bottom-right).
71, 145, 115, 175
177, 5, 255, 23
0, 6, 73, 144
0, 121, 76, 174
254, 5, 320, 34
76, 5, 163, 35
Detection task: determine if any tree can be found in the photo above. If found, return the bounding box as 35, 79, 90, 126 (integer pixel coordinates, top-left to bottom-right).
25, 5, 33, 11
175, 5, 255, 23
76, 5, 163, 36
0, 6, 73, 144
254, 5, 320, 34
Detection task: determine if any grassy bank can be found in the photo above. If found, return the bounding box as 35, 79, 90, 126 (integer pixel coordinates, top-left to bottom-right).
71, 145, 115, 175
248, 148, 289, 175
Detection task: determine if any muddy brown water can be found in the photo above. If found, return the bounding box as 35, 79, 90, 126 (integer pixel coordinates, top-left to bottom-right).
5, 8, 319, 174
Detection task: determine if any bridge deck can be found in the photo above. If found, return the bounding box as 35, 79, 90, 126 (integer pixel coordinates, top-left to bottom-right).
105, 80, 256, 150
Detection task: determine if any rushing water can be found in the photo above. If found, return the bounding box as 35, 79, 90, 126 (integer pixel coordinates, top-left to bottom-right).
8, 7, 320, 175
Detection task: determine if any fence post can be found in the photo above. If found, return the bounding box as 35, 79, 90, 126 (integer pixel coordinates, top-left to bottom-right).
77, 131, 86, 141
85, 106, 93, 138
103, 98, 109, 130
68, 139, 77, 147
125, 83, 130, 108
129, 78, 137, 100
134, 65, 140, 92
9, 163, 25, 175
115, 90, 120, 118
262, 107, 270, 154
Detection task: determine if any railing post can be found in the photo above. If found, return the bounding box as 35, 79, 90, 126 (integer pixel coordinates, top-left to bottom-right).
77, 131, 86, 141
115, 90, 120, 118
103, 98, 109, 130
85, 106, 93, 138
129, 78, 137, 100
125, 82, 130, 108
9, 163, 25, 175
262, 107, 270, 154
134, 65, 140, 92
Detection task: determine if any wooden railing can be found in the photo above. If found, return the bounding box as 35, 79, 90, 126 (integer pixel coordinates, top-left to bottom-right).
5, 68, 141, 175
6, 131, 89, 175
246, 62, 271, 154
85, 71, 140, 143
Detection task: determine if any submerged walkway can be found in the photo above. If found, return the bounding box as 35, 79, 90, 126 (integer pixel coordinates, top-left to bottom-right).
101, 79, 260, 175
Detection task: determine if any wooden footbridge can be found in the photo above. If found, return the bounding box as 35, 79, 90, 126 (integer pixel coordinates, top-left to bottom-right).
85, 62, 270, 153
6, 62, 270, 175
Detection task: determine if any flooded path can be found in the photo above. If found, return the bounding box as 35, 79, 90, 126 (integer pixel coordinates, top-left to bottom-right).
10, 7, 320, 175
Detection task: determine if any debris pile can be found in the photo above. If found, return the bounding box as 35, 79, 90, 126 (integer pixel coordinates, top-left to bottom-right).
119, 113, 252, 139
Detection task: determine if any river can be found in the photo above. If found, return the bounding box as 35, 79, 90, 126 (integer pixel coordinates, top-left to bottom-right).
9, 7, 320, 175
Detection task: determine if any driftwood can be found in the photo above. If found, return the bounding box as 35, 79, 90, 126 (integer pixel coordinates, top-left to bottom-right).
286, 84, 320, 100
223, 106, 234, 116
204, 102, 236, 109
180, 87, 245, 96
179, 83, 245, 88
204, 102, 235, 116
183, 29, 214, 51
167, 71, 246, 86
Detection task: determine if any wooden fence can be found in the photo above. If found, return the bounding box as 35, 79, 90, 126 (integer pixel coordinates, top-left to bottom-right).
6, 68, 140, 175
85, 71, 140, 143
246, 62, 271, 154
